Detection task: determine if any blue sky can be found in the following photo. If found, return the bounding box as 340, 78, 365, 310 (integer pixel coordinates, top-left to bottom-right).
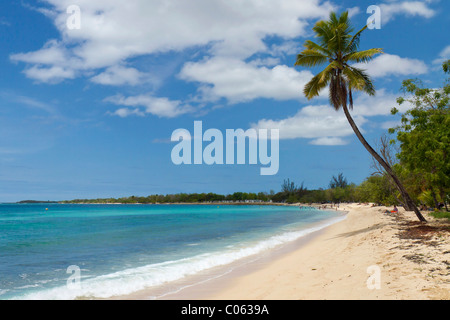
0, 0, 449, 202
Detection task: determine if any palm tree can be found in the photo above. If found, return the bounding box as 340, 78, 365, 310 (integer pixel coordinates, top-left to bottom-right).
295, 11, 427, 222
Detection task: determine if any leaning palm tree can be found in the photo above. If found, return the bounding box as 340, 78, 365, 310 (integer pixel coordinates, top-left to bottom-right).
295, 11, 427, 222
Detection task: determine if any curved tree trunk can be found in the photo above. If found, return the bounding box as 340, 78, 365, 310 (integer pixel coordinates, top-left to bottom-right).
342, 104, 427, 222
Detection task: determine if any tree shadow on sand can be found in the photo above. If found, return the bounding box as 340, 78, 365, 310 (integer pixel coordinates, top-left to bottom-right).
331, 223, 390, 239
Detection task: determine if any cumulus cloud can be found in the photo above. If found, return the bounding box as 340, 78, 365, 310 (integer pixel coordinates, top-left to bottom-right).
250, 104, 365, 145
10, 40, 80, 83
90, 65, 147, 86
351, 88, 413, 117
250, 89, 410, 145
23, 65, 76, 84
10, 0, 334, 84
179, 57, 315, 104
379, 0, 436, 23
105, 94, 194, 118
111, 108, 145, 118
9, 0, 436, 123
353, 54, 428, 78
432, 45, 450, 67
310, 137, 348, 146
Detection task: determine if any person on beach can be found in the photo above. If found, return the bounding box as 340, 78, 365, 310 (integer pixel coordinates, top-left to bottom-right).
384, 205, 398, 215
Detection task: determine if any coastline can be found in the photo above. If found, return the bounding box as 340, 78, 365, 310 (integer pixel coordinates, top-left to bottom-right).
112, 209, 346, 300
119, 203, 449, 300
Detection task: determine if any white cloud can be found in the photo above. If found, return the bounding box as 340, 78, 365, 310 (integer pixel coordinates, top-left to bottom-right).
12, 0, 435, 121
111, 108, 145, 118
10, 39, 81, 83
10, 0, 339, 119
354, 53, 428, 78
249, 88, 413, 145
352, 88, 411, 117
23, 65, 76, 84
105, 94, 194, 118
179, 57, 315, 104
90, 65, 147, 86
310, 137, 348, 146
380, 120, 401, 130
439, 46, 450, 59
380, 1, 436, 23
11, 0, 334, 83
432, 45, 450, 67
347, 6, 361, 18
10, 40, 69, 65
251, 104, 366, 145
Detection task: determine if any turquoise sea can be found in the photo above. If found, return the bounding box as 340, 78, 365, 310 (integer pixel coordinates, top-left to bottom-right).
0, 203, 345, 300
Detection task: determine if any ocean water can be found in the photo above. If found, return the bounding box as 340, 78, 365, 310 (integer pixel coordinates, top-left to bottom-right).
0, 203, 345, 300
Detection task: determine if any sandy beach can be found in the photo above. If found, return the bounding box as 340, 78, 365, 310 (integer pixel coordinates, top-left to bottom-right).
127, 203, 450, 300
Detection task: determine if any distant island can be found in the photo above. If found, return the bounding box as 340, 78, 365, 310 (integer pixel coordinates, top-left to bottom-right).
17, 200, 59, 204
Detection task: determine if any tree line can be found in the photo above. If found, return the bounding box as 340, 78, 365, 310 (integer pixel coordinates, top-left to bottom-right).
61, 192, 273, 204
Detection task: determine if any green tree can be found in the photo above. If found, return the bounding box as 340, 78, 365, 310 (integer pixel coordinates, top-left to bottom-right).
329, 173, 348, 189
282, 178, 298, 193
295, 11, 426, 222
391, 60, 450, 211
356, 175, 399, 205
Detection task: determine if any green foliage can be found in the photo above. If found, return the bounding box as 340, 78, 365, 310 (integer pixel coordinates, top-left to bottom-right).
443, 59, 450, 75
64, 192, 271, 204
417, 190, 441, 208
429, 210, 450, 220
282, 178, 298, 193
390, 61, 450, 209
272, 175, 357, 204
61, 174, 402, 206
355, 175, 399, 206
329, 173, 348, 189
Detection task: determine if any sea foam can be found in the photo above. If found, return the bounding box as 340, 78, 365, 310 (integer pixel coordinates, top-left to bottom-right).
16, 214, 346, 300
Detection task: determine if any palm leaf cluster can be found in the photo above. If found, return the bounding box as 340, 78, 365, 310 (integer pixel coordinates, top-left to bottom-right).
295, 11, 383, 110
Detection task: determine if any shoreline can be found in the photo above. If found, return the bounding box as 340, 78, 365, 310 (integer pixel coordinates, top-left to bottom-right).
112, 210, 347, 300
117, 203, 449, 300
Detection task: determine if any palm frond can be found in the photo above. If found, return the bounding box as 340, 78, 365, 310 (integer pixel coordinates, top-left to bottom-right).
303, 40, 332, 57
327, 23, 353, 54
312, 20, 334, 48
344, 48, 383, 63
303, 66, 333, 100
345, 25, 367, 54
344, 66, 376, 96
295, 50, 329, 67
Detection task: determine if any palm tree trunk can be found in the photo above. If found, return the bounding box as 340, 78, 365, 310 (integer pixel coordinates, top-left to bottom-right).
341, 104, 427, 222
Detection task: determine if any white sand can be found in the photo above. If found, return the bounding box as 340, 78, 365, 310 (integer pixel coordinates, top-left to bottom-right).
205, 204, 450, 300
120, 203, 449, 300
